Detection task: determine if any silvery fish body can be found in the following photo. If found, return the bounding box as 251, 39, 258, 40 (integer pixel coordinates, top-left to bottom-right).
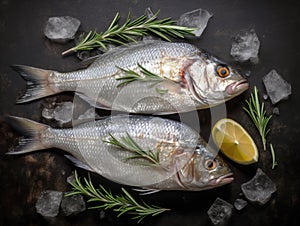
8, 115, 233, 191
13, 41, 248, 114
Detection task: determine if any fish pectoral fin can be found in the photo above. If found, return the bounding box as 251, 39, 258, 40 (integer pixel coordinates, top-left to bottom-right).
153, 111, 178, 115
64, 155, 96, 172
156, 80, 182, 93
132, 187, 161, 195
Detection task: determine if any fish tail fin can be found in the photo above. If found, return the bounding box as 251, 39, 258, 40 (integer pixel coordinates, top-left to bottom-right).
11, 65, 58, 103
6, 116, 50, 155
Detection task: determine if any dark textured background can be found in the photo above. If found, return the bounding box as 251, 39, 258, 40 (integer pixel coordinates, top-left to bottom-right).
0, 0, 299, 225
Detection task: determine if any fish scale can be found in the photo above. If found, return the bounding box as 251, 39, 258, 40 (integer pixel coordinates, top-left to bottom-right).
49, 116, 199, 186
57, 41, 200, 112
13, 40, 248, 113
8, 115, 234, 190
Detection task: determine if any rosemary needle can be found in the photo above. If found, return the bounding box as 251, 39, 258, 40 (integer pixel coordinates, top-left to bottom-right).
243, 86, 272, 151
103, 132, 160, 167
116, 63, 164, 87
62, 11, 195, 55
270, 143, 278, 169
66, 171, 169, 223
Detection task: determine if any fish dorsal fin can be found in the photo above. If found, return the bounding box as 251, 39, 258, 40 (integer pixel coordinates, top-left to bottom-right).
88, 40, 163, 69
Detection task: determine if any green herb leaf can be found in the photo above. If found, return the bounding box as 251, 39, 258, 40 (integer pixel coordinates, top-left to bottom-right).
66, 171, 169, 222
270, 143, 278, 169
156, 87, 168, 94
62, 11, 195, 55
103, 132, 160, 167
243, 86, 272, 151
116, 63, 164, 87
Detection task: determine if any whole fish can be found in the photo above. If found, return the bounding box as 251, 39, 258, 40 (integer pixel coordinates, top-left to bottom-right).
8, 115, 233, 191
13, 41, 248, 114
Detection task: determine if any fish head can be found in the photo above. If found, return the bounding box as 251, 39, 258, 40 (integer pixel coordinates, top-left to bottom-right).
176, 144, 234, 191
184, 51, 249, 105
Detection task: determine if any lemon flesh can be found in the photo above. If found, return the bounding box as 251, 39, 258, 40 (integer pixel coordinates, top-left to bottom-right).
212, 118, 258, 165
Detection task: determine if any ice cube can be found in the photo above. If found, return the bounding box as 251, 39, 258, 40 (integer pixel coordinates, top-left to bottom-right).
262, 70, 292, 104
66, 171, 75, 184
53, 101, 74, 125
145, 7, 155, 19
35, 190, 63, 217
244, 70, 251, 77
44, 16, 81, 43
272, 107, 280, 115
207, 197, 233, 225
241, 168, 277, 205
61, 170, 66, 176
42, 102, 74, 124
74, 33, 92, 60
99, 210, 106, 219
76, 50, 91, 61
234, 198, 248, 210
230, 29, 260, 63
76, 49, 103, 61
177, 8, 213, 37
61, 194, 86, 216
42, 107, 54, 119
142, 35, 161, 41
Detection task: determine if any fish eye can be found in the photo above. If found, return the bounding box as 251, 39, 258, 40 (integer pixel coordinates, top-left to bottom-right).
216, 65, 230, 78
204, 159, 217, 170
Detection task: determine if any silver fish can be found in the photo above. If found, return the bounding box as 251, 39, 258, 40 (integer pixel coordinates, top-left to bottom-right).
8, 115, 233, 191
12, 41, 248, 114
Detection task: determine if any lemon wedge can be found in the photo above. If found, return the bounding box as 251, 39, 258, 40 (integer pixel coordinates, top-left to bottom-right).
212, 118, 258, 165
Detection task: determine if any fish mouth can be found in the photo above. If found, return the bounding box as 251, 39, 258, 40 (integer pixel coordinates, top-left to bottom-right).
210, 173, 234, 187
226, 79, 249, 95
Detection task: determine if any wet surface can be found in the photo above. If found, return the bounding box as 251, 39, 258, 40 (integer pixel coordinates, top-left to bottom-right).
0, 0, 299, 225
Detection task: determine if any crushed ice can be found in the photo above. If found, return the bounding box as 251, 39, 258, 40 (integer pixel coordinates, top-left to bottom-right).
207, 197, 233, 225
42, 101, 74, 125
44, 16, 81, 43
177, 8, 213, 37
263, 69, 291, 104
241, 168, 277, 205
230, 29, 260, 63
61, 194, 86, 216
234, 198, 248, 211
35, 190, 63, 217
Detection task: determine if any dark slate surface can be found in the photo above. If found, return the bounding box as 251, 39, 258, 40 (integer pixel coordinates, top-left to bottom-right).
0, 0, 299, 226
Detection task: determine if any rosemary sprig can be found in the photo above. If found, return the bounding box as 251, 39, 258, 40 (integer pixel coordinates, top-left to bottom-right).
67, 171, 169, 223
243, 86, 272, 150
270, 144, 278, 169
116, 63, 163, 87
104, 132, 160, 167
62, 11, 195, 55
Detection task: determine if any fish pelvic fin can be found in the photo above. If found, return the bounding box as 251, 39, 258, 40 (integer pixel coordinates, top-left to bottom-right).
64, 155, 96, 172
11, 65, 59, 103
6, 116, 49, 155
132, 188, 161, 195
